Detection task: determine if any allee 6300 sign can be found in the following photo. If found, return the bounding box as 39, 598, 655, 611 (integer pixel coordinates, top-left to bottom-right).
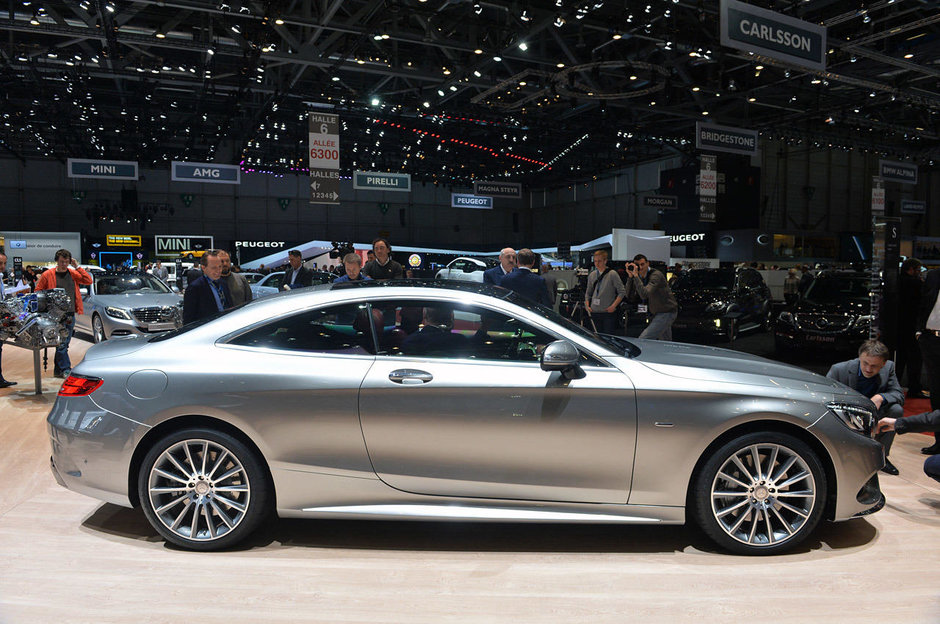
309, 113, 340, 205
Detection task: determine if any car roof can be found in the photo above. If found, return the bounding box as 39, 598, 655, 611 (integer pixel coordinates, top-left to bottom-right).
331, 278, 507, 297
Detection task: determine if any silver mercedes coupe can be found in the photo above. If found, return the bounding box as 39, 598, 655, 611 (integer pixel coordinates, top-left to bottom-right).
48, 281, 884, 555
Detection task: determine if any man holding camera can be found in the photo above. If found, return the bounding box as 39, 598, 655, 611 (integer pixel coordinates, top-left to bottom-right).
624, 254, 678, 341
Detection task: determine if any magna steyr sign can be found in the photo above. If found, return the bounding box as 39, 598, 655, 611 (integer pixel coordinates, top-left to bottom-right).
720, 0, 826, 71
171, 161, 241, 184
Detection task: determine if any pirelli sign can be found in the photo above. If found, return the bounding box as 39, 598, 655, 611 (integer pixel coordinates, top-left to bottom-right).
720, 0, 826, 71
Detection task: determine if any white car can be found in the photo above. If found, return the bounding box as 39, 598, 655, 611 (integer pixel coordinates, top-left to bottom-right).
249, 272, 285, 299
435, 257, 496, 282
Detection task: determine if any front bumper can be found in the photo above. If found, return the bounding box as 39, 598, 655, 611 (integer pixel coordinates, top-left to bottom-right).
102, 313, 178, 338
774, 327, 869, 351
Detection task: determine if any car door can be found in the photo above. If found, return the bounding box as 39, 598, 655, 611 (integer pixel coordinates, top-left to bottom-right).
358, 297, 637, 504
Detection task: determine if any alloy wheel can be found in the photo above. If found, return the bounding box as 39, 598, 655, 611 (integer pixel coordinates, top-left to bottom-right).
709, 442, 816, 548
147, 439, 251, 543
92, 315, 105, 343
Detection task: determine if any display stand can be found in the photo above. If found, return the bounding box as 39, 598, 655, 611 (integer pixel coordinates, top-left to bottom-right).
2, 340, 49, 395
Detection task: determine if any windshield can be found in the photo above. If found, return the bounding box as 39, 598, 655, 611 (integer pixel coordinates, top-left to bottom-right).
501, 290, 637, 356
804, 275, 869, 304
242, 273, 265, 284
259, 273, 284, 287
672, 270, 733, 290
96, 274, 172, 295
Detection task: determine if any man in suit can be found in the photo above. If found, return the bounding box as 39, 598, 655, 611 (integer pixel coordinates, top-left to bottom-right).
483, 247, 516, 286
500, 248, 552, 306
541, 263, 558, 307
827, 339, 904, 475
279, 250, 313, 291
183, 250, 232, 324
917, 267, 940, 454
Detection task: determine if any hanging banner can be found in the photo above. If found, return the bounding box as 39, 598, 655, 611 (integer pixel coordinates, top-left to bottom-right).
309, 113, 340, 204
871, 177, 885, 216
879, 160, 918, 185
473, 181, 522, 198
67, 158, 138, 180
695, 122, 759, 156
643, 195, 679, 210
699, 154, 717, 222
901, 200, 926, 215
720, 0, 826, 71
172, 161, 241, 184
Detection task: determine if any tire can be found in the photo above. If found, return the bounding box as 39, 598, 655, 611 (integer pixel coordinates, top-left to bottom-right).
138, 428, 272, 551
92, 314, 106, 344
692, 432, 827, 555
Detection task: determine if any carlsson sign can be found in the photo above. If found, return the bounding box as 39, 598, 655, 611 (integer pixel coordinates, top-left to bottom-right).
720, 0, 826, 71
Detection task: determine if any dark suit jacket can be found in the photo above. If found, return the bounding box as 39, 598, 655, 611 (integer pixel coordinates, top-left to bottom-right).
483, 265, 508, 286
278, 265, 314, 290
499, 267, 552, 306
896, 409, 940, 435
183, 275, 232, 324
917, 268, 940, 331
826, 358, 904, 408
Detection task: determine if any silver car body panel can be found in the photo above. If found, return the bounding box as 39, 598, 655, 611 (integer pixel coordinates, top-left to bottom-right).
48, 283, 883, 527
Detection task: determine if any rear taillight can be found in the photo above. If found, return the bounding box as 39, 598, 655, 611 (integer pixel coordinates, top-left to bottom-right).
58, 375, 104, 397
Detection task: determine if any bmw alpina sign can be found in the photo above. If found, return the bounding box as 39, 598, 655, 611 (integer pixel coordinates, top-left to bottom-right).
67, 158, 138, 180
720, 0, 826, 71
171, 161, 241, 184
451, 194, 493, 209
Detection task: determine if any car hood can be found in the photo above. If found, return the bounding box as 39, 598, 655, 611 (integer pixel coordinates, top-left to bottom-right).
92, 293, 182, 307
629, 339, 842, 391
673, 288, 732, 305
79, 334, 150, 362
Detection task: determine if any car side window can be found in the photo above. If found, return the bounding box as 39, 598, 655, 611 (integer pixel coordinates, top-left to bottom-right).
228, 303, 376, 355
369, 299, 558, 362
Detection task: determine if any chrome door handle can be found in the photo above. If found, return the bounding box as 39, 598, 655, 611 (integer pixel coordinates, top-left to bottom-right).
388, 369, 433, 384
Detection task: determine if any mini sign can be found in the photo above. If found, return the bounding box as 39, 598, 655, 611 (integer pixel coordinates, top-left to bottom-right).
879, 160, 918, 185
644, 195, 679, 210
696, 122, 759, 156
353, 171, 412, 192
171, 161, 241, 184
451, 194, 493, 210
901, 200, 926, 215
68, 158, 138, 180
473, 181, 522, 198
106, 234, 142, 247
720, 0, 826, 71
155, 235, 215, 258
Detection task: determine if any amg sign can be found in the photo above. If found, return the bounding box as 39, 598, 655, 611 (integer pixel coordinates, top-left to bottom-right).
155, 235, 215, 258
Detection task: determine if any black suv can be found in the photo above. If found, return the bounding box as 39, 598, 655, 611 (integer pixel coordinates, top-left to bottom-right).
774, 270, 872, 353
671, 268, 773, 338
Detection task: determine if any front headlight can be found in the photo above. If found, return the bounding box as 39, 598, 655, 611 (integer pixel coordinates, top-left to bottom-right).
777, 311, 796, 326
104, 306, 132, 320
706, 301, 728, 314
827, 402, 873, 435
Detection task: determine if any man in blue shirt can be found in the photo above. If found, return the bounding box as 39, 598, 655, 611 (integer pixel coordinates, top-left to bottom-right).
827, 339, 905, 475
183, 250, 232, 324
334, 253, 372, 284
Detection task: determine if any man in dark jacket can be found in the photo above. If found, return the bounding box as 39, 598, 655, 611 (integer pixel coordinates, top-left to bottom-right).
183, 250, 232, 324
877, 410, 940, 483
827, 339, 904, 474
278, 250, 314, 291
499, 248, 552, 306
917, 267, 940, 454
483, 247, 516, 286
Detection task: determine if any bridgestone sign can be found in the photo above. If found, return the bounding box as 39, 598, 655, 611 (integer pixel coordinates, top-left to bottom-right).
720, 0, 826, 71
696, 122, 759, 156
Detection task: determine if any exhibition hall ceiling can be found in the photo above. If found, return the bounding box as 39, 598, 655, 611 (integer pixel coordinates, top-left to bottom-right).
0, 0, 938, 187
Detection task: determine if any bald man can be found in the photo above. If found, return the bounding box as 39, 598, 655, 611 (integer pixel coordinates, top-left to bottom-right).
483, 247, 516, 286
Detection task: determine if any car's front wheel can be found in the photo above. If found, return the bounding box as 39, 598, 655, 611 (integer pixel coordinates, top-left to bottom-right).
91, 314, 106, 344
692, 432, 827, 555
138, 428, 272, 550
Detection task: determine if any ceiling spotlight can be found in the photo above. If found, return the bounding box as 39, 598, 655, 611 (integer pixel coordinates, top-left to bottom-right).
556, 62, 565, 68
155, 31, 166, 39
275, 17, 285, 25
29, 12, 40, 26
474, 48, 483, 54
612, 31, 622, 40
748, 97, 756, 102
493, 55, 502, 62
869, 91, 876, 97
473, 70, 482, 77
331, 75, 340, 81
554, 15, 566, 27
449, 85, 458, 91
862, 15, 871, 24
207, 46, 215, 55
437, 89, 445, 96
371, 97, 380, 106
423, 101, 430, 108
105, 2, 115, 13
904, 53, 914, 59
556, 0, 563, 6
473, 2, 482, 14
231, 24, 241, 34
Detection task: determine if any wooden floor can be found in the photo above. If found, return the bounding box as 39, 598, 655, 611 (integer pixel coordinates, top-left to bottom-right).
1, 336, 938, 623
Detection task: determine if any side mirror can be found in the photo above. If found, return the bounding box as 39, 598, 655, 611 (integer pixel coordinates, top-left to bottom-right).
540, 340, 580, 374
171, 285, 180, 293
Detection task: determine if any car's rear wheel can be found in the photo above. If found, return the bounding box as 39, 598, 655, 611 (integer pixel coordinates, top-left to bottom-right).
138, 428, 272, 551
92, 314, 106, 344
692, 432, 826, 555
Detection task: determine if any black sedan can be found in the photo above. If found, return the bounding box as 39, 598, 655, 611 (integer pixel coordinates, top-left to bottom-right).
774, 270, 872, 354
671, 268, 773, 339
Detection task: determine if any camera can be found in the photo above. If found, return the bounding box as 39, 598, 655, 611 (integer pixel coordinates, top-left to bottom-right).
627, 263, 637, 272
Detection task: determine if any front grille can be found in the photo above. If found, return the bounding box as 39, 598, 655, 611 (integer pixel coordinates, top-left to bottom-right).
132, 306, 180, 324
795, 313, 853, 333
